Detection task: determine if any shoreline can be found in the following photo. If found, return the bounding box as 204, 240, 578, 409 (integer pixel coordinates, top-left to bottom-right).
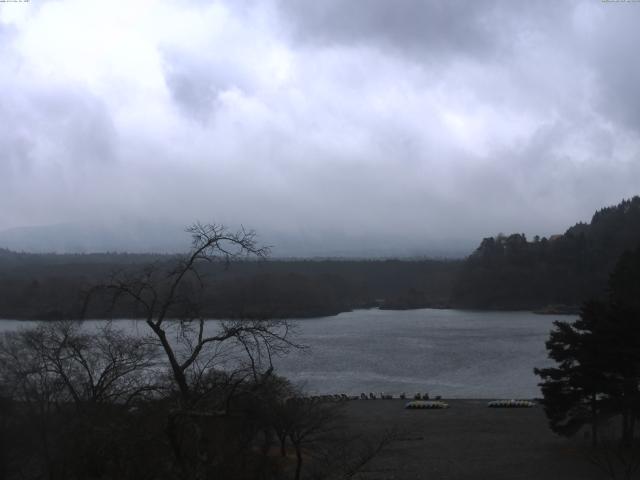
0, 304, 578, 322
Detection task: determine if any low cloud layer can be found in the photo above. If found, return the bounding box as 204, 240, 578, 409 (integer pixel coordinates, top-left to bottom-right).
1, 0, 640, 255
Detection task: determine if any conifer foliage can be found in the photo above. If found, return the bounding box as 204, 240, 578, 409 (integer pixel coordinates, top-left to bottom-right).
535, 245, 640, 446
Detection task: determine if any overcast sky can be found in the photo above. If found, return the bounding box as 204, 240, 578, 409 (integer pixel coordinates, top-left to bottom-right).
1, 0, 640, 255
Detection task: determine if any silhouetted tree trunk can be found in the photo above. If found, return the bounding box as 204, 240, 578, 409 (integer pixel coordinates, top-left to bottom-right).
294, 444, 303, 480
278, 433, 287, 457
591, 393, 599, 447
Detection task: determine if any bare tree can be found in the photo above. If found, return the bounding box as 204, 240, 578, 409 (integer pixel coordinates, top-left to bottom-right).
83, 223, 301, 479
286, 401, 343, 480
0, 321, 161, 480
84, 223, 297, 406
1, 321, 158, 408
272, 396, 396, 480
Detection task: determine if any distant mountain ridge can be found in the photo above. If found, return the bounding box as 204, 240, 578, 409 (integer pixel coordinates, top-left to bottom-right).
0, 222, 473, 259
452, 196, 640, 310
0, 221, 189, 254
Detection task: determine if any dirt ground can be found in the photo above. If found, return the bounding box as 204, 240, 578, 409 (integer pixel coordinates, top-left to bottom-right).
341, 399, 606, 480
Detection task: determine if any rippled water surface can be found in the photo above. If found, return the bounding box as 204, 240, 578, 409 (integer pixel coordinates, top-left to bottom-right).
0, 309, 569, 398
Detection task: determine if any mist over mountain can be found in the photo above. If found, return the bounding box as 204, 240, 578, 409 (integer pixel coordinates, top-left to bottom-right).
1, 195, 638, 320
0, 221, 186, 254
0, 221, 474, 258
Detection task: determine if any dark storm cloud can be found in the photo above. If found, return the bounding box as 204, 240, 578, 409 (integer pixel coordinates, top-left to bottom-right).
277, 0, 572, 60
580, 8, 640, 134
280, 0, 494, 56
161, 47, 252, 121
0, 81, 118, 229
0, 82, 116, 174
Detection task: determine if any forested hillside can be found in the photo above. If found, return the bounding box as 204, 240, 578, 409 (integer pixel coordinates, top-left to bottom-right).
452, 197, 640, 310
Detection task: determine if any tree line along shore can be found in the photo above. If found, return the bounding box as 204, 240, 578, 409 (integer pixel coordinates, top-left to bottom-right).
1, 196, 639, 320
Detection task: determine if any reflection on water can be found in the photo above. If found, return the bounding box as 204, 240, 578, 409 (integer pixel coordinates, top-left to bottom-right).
0, 308, 569, 398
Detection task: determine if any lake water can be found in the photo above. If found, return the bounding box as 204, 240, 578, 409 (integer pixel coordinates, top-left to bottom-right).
0, 308, 568, 398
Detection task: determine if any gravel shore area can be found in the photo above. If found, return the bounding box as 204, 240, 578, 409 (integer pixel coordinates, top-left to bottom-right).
342, 399, 602, 480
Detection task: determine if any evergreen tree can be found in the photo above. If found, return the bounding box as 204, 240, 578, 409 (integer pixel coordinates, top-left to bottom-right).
454, 196, 640, 309
536, 245, 640, 446
534, 300, 610, 445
